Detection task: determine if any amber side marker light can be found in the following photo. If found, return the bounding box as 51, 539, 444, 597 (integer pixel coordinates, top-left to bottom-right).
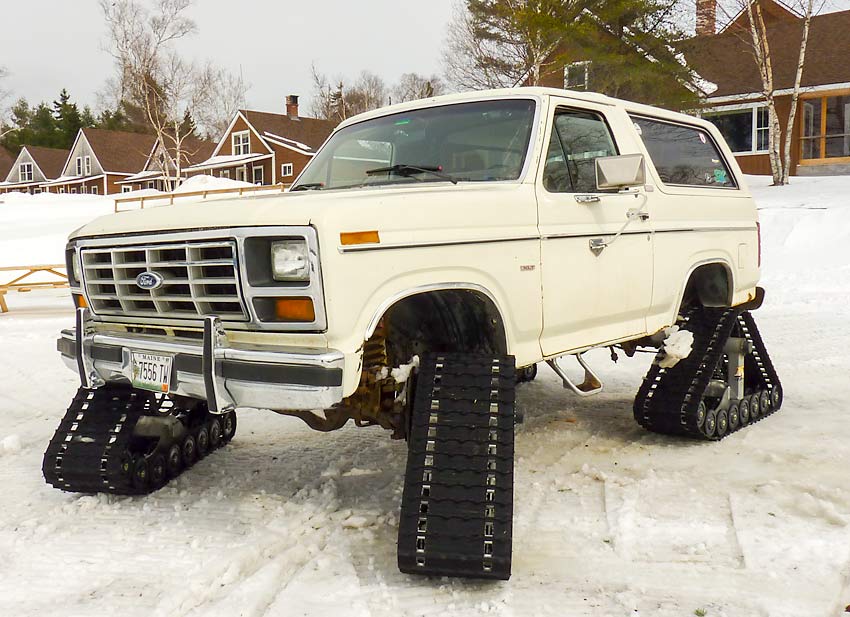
340, 230, 380, 246
274, 297, 315, 322
73, 293, 88, 309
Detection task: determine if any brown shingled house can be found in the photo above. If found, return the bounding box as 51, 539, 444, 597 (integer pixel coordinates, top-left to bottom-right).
185, 95, 336, 185
0, 145, 69, 194
116, 135, 216, 193
42, 128, 157, 195
0, 146, 13, 182
686, 0, 850, 176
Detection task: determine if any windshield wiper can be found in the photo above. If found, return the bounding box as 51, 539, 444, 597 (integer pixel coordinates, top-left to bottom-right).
365, 164, 458, 185
290, 182, 324, 191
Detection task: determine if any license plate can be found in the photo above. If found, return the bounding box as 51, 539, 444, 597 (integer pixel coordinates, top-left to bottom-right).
131, 352, 173, 393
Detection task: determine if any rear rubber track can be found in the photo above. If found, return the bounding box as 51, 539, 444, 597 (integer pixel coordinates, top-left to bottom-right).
398, 352, 516, 580
634, 307, 782, 440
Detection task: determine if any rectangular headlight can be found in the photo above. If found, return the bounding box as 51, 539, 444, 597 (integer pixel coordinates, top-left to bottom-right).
271, 240, 310, 281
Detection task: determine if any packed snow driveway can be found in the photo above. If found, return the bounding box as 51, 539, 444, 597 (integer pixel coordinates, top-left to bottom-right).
1, 176, 850, 616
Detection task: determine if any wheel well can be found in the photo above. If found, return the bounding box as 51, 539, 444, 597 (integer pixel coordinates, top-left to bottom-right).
681, 263, 732, 310
378, 289, 507, 365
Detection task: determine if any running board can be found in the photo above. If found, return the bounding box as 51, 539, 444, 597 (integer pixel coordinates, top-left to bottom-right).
547, 353, 603, 397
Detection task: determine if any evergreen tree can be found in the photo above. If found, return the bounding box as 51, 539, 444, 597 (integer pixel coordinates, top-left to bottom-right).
53, 89, 85, 148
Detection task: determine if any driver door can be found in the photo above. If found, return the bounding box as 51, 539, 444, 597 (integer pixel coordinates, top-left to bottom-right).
536, 104, 654, 356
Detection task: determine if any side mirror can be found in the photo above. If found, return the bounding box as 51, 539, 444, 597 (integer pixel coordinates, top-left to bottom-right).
595, 154, 645, 191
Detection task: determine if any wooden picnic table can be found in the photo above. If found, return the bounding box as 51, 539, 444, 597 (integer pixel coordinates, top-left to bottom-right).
0, 264, 68, 313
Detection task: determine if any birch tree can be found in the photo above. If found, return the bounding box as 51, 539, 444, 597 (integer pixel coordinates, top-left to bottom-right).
732, 0, 821, 184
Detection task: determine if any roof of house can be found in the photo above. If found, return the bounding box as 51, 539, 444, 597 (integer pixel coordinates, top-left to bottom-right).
0, 146, 13, 179
719, 0, 801, 35
82, 128, 158, 174
25, 145, 71, 179
241, 110, 336, 153
684, 8, 850, 98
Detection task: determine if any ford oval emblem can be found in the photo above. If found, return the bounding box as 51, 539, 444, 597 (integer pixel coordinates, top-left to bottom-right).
136, 271, 164, 290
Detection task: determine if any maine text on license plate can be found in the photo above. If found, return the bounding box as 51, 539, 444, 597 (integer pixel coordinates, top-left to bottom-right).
131, 352, 173, 393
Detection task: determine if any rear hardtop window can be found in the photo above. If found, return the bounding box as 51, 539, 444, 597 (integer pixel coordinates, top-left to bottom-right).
631, 115, 737, 189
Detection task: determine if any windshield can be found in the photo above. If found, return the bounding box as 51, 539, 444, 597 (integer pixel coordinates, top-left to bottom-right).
292, 99, 537, 191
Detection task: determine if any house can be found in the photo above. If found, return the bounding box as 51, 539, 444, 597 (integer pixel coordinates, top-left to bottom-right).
116, 135, 215, 193
684, 0, 850, 176
0, 146, 13, 182
0, 145, 69, 194
185, 95, 336, 185
41, 128, 157, 195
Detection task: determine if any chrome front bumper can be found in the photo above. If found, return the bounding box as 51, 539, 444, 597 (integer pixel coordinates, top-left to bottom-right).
58, 308, 345, 412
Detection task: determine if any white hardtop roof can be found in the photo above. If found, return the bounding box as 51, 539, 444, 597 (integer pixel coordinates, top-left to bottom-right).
335, 86, 713, 132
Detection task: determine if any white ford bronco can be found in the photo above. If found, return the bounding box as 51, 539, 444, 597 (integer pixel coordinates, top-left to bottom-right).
46, 87, 781, 580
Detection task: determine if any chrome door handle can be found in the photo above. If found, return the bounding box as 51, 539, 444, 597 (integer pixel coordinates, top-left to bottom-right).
574, 194, 601, 204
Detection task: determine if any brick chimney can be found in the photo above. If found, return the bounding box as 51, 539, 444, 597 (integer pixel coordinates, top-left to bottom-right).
286, 95, 299, 120
696, 0, 717, 36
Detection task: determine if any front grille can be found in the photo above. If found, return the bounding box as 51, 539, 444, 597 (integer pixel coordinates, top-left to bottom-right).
81, 240, 248, 321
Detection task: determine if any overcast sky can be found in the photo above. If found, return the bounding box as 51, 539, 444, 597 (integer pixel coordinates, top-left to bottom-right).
0, 0, 455, 116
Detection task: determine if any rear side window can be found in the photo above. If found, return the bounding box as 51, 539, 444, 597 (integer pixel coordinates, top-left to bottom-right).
543, 110, 618, 193
631, 116, 736, 188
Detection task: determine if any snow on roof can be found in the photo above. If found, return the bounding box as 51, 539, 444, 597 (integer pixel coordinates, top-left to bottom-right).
261, 132, 314, 154
184, 153, 272, 171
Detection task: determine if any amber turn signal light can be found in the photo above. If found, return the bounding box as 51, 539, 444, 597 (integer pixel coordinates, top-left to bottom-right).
73, 293, 88, 309
274, 297, 315, 322
340, 230, 380, 246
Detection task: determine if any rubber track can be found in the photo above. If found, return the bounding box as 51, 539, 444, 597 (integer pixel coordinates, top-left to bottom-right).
43, 385, 233, 495
398, 353, 516, 580
633, 309, 782, 440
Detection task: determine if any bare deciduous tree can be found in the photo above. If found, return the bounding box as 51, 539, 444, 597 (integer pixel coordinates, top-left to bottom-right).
310, 67, 389, 122
723, 0, 822, 184
391, 73, 446, 103
100, 0, 248, 188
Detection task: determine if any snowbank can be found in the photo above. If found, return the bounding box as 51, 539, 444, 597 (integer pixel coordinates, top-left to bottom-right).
0, 192, 114, 267
173, 174, 255, 193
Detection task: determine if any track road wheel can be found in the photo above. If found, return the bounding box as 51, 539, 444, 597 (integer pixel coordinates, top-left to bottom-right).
209, 418, 222, 449
696, 401, 707, 430
182, 434, 197, 467
166, 443, 182, 478
150, 453, 167, 490
770, 385, 783, 411
703, 408, 717, 439
221, 412, 237, 442
715, 408, 729, 438
728, 402, 740, 432
196, 425, 210, 458
132, 456, 150, 491
739, 398, 751, 425
749, 393, 761, 421
759, 390, 772, 415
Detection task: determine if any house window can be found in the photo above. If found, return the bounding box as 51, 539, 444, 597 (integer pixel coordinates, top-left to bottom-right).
235, 167, 247, 182
91, 186, 98, 195
121, 186, 132, 193
220, 170, 231, 179
19, 162, 33, 183
801, 94, 850, 160
631, 115, 737, 188
75, 157, 83, 176
281, 163, 294, 177
147, 181, 156, 189
71, 188, 77, 194
34, 188, 42, 194
59, 187, 66, 194
232, 131, 251, 156
253, 166, 264, 185
703, 106, 769, 154
564, 61, 591, 91
84, 156, 91, 176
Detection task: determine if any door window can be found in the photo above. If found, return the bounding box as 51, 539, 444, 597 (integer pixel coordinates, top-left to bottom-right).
543, 110, 617, 193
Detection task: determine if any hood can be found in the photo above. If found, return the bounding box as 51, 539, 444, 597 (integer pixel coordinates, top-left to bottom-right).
69, 182, 523, 240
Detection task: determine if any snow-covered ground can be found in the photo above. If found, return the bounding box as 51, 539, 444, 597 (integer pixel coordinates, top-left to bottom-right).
1, 176, 850, 616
